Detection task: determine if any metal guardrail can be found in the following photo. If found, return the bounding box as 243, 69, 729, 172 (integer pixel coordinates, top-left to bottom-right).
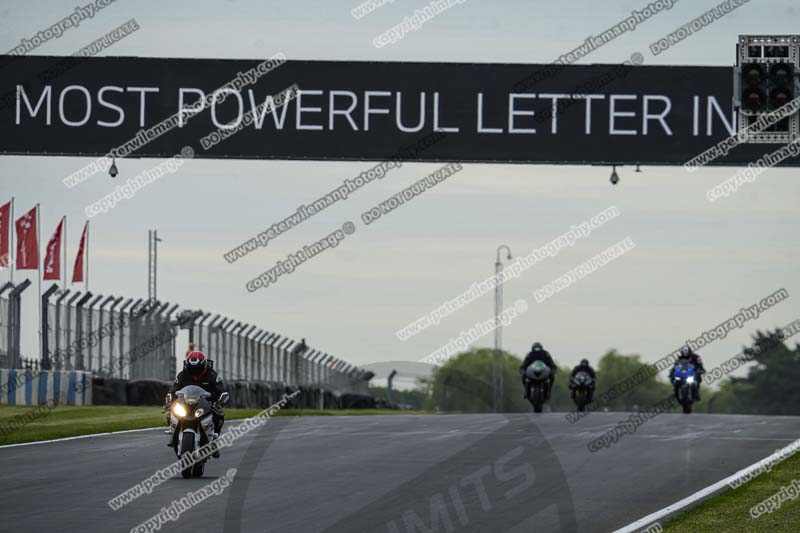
1, 279, 370, 393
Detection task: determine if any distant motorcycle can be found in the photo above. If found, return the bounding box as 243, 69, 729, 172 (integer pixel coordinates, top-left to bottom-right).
524, 361, 552, 413
165, 386, 229, 478
570, 371, 594, 412
671, 360, 697, 414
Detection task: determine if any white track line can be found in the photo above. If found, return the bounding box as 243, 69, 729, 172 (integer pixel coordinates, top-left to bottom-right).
0, 426, 162, 449
613, 436, 800, 532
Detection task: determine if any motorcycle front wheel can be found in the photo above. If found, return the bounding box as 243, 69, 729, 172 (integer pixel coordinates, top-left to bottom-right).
180, 434, 195, 479
531, 387, 544, 413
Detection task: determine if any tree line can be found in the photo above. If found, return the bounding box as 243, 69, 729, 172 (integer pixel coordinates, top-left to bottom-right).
370, 328, 800, 414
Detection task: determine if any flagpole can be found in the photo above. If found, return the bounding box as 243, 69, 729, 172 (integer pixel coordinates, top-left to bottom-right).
36, 203, 42, 360
86, 220, 90, 292
62, 216, 66, 290
9, 197, 14, 284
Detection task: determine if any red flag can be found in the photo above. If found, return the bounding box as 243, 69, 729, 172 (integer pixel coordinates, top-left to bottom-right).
14, 205, 38, 270
0, 201, 10, 268
43, 219, 64, 281
72, 221, 88, 283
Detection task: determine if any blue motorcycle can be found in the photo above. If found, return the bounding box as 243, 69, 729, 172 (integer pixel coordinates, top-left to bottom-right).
671, 360, 697, 414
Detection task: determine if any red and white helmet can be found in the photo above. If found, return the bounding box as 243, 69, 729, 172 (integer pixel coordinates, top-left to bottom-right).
184, 350, 207, 376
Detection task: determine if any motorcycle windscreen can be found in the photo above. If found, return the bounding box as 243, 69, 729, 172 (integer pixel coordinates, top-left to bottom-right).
176, 385, 211, 403
526, 365, 550, 380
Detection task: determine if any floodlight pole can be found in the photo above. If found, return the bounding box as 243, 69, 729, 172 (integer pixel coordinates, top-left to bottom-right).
494, 245, 512, 413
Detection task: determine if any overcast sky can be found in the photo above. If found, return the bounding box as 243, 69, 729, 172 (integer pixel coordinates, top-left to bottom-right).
1, 0, 799, 384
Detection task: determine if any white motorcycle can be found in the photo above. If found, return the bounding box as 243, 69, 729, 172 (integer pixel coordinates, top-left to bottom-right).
165, 385, 229, 478
524, 361, 552, 413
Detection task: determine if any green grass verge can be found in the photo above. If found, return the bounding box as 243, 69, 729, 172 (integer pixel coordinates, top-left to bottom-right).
663, 447, 800, 532
0, 405, 433, 446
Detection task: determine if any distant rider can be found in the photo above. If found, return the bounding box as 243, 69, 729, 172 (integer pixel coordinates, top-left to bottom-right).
569, 358, 597, 402
520, 342, 557, 400
669, 346, 706, 400
167, 349, 226, 457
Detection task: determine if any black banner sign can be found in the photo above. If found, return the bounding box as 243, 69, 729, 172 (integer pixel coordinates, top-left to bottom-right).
1, 54, 797, 167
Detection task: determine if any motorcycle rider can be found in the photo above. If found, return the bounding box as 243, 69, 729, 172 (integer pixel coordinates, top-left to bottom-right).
569, 358, 597, 402
669, 346, 706, 401
520, 342, 557, 400
167, 349, 226, 457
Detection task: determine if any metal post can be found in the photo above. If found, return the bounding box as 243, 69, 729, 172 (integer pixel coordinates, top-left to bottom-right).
253, 331, 264, 381
190, 312, 209, 355
148, 230, 163, 302
387, 369, 397, 404
266, 333, 280, 382
148, 230, 151, 300
142, 300, 162, 379
249, 328, 259, 381
284, 340, 297, 386
97, 295, 114, 374
1, 282, 15, 368
316, 354, 328, 386
315, 351, 326, 385
215, 318, 230, 377
270, 336, 282, 383
52, 289, 71, 370
229, 322, 243, 381
204, 314, 220, 354
86, 294, 103, 372
330, 358, 340, 390
75, 292, 92, 370
258, 332, 269, 382
9, 280, 32, 369
232, 322, 244, 380
40, 284, 60, 370
127, 299, 144, 378
278, 338, 292, 384
307, 350, 319, 385
243, 325, 256, 380
106, 297, 122, 376
323, 355, 334, 387
494, 245, 512, 413
117, 299, 134, 378
65, 292, 83, 370
163, 304, 180, 379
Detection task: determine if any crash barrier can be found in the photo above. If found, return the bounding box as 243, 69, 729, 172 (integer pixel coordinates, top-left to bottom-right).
92, 377, 390, 410
0, 368, 92, 406
1, 280, 372, 394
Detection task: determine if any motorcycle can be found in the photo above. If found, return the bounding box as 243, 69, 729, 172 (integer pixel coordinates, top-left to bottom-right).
524, 361, 552, 413
671, 360, 697, 414
570, 371, 594, 412
165, 386, 230, 478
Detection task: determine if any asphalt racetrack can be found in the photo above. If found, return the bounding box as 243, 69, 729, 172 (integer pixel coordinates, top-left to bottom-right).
1, 413, 798, 532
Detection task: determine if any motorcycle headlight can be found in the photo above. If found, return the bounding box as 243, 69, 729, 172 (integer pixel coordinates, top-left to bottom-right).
172, 403, 188, 418
194, 408, 205, 418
